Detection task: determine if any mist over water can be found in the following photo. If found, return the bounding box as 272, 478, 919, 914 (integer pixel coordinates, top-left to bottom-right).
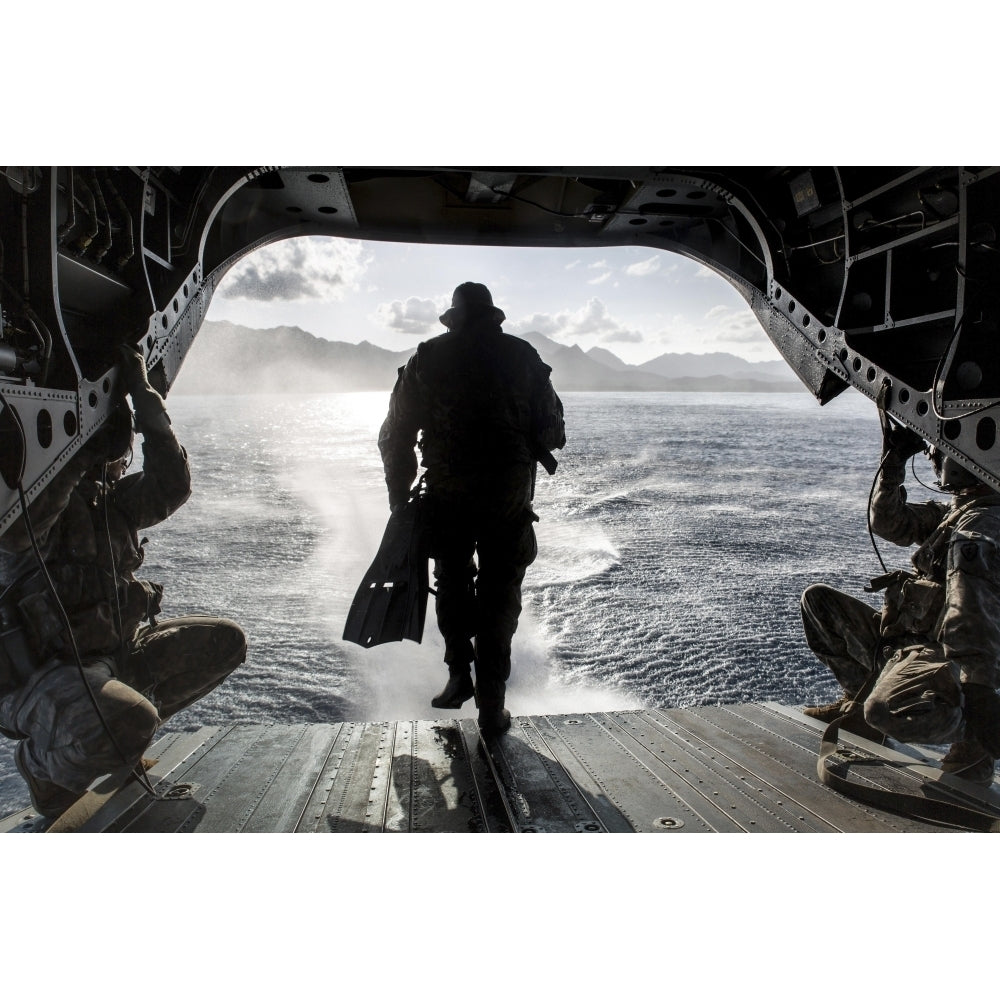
1, 389, 932, 814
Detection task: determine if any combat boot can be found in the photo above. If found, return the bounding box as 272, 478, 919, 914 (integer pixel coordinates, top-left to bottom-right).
14, 743, 77, 819
478, 704, 511, 738
941, 739, 997, 787
803, 698, 851, 723
803, 698, 886, 743
431, 667, 475, 709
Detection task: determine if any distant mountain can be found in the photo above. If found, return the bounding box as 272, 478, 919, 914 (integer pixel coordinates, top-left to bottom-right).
171, 321, 803, 395
585, 346, 633, 371
639, 350, 793, 380
173, 320, 414, 394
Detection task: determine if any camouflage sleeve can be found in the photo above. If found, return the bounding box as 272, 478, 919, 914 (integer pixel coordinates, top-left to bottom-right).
112, 420, 192, 530
377, 359, 421, 508
941, 508, 1000, 687
530, 357, 566, 453
869, 454, 947, 546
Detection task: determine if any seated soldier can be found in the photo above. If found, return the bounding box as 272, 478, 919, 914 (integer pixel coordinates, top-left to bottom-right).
802, 389, 1000, 785
0, 346, 246, 820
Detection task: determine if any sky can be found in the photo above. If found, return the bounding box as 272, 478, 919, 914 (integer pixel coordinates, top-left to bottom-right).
205, 236, 780, 366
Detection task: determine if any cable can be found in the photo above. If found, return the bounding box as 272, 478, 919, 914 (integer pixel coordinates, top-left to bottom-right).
486, 184, 589, 219
16, 482, 158, 798
0, 388, 161, 800
909, 452, 948, 495
708, 217, 768, 268
102, 460, 130, 682
930, 270, 1000, 420
867, 451, 892, 574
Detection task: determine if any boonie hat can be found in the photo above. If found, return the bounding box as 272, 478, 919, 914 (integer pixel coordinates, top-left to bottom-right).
439, 282, 506, 328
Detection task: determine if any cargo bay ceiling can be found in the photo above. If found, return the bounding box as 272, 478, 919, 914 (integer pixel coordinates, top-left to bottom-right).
1, 165, 999, 537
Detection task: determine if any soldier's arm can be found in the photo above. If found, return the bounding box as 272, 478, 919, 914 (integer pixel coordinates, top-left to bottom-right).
378, 358, 421, 509
113, 421, 191, 530
529, 354, 566, 454
111, 347, 191, 530
870, 451, 946, 546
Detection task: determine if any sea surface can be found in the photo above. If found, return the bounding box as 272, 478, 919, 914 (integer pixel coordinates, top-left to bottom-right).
0, 388, 935, 816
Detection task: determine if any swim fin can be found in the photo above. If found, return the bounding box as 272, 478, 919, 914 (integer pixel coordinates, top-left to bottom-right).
342, 494, 429, 648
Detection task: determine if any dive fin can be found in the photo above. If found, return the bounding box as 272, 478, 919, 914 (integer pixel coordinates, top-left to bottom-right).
342, 495, 429, 648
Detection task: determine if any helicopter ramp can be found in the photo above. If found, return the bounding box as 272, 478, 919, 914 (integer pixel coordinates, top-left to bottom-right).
2, 702, 998, 833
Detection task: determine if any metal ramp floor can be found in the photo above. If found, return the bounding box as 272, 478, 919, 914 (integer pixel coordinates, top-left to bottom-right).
3, 702, 999, 832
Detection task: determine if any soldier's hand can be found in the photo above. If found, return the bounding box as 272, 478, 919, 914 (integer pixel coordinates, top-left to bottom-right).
883, 423, 926, 460
119, 345, 169, 431
876, 380, 924, 459
119, 344, 151, 394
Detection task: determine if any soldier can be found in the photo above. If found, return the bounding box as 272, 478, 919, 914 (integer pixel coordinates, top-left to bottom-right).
0, 346, 246, 820
802, 388, 1000, 784
378, 282, 565, 736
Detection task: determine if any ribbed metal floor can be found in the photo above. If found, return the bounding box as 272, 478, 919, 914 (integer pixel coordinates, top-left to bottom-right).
3, 702, 999, 832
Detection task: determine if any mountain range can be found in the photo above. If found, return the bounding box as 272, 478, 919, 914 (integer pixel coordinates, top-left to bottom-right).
172, 320, 801, 395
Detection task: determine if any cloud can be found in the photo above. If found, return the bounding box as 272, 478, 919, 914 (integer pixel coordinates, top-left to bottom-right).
648, 304, 772, 358
625, 255, 661, 277
510, 297, 643, 345
714, 311, 769, 346
602, 327, 643, 344
218, 237, 370, 301
374, 296, 445, 335
588, 270, 613, 285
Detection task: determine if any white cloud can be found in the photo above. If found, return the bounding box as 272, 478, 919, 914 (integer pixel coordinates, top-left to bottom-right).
648, 305, 773, 358
624, 255, 661, 277
374, 296, 445, 335
510, 297, 643, 345
588, 270, 613, 285
217, 236, 371, 302
694, 264, 717, 280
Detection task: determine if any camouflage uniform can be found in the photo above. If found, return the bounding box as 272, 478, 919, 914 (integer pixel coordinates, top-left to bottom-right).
378, 284, 565, 728
802, 443, 1000, 752
0, 354, 245, 817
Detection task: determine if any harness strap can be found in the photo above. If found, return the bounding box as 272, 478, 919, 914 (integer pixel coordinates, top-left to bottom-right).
817, 709, 1000, 832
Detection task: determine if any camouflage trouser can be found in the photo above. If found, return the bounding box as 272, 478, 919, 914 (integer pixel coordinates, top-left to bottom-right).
801, 584, 963, 744
0, 615, 246, 816
427, 500, 538, 707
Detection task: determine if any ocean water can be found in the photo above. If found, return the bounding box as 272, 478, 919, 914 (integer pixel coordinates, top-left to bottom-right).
0, 388, 928, 816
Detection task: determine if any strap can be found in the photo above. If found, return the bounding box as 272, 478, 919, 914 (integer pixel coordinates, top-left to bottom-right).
817, 710, 1000, 832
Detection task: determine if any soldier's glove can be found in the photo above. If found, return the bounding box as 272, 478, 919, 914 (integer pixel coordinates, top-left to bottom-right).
876, 381, 925, 460
882, 423, 926, 461
119, 345, 169, 433
961, 683, 1000, 758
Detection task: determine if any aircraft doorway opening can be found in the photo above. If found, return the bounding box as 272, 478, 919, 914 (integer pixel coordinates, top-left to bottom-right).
143, 239, 874, 750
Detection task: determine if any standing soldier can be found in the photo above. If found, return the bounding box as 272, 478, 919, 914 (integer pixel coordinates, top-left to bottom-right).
0, 346, 246, 822
378, 282, 565, 736
801, 386, 1000, 784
